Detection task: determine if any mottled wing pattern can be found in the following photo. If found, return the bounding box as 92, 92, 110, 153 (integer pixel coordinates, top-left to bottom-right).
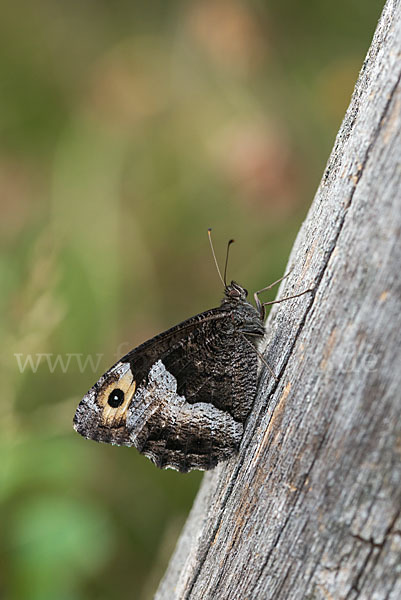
74, 302, 265, 471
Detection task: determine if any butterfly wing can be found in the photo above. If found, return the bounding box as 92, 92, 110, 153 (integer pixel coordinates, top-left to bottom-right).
74, 304, 264, 472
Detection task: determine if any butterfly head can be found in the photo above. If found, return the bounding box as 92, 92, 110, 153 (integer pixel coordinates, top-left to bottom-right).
224, 281, 248, 301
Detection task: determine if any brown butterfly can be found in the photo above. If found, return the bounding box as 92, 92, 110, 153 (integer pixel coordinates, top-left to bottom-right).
73, 231, 311, 472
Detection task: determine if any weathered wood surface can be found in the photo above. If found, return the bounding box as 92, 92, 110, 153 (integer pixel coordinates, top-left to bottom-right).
155, 1, 401, 598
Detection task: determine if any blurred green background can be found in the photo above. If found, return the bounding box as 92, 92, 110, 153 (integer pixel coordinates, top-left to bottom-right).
0, 1, 382, 598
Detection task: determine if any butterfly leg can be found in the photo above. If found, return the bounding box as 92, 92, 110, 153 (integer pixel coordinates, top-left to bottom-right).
262, 288, 314, 307
240, 332, 277, 381
254, 270, 293, 317
254, 271, 313, 319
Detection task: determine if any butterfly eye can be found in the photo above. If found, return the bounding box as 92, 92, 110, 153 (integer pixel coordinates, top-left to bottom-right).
108, 388, 125, 408
229, 284, 247, 298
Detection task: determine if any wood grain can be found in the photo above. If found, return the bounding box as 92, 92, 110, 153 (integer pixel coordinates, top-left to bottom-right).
156, 1, 401, 597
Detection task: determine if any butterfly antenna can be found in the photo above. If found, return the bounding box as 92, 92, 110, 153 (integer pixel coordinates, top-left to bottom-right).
208, 228, 225, 287
223, 239, 235, 286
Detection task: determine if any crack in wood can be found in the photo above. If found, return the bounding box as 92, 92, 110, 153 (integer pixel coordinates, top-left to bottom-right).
346, 506, 401, 597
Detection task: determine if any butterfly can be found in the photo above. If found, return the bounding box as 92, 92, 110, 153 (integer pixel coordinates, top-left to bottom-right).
73, 231, 311, 472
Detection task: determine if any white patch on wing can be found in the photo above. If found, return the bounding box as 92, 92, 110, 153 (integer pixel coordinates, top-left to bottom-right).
126, 359, 243, 452
126, 360, 186, 444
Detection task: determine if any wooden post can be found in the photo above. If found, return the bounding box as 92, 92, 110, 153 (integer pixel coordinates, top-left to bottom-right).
156, 1, 401, 597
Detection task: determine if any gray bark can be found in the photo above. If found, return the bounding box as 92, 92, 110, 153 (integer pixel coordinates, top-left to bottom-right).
156, 1, 401, 598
